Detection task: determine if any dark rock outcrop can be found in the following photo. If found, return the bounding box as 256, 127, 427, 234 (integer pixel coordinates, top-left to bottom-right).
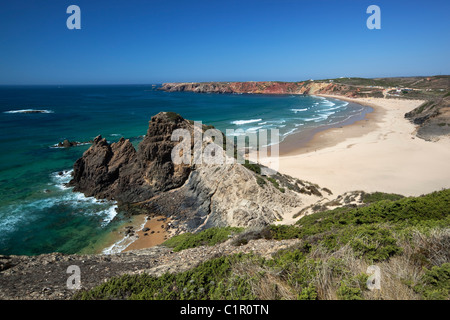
68, 112, 192, 203
405, 96, 450, 140
68, 112, 324, 232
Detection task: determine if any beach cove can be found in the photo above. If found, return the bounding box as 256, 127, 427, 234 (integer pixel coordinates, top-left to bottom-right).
267, 95, 450, 199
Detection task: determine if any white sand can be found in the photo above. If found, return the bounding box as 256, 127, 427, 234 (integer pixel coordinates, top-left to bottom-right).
262, 95, 450, 197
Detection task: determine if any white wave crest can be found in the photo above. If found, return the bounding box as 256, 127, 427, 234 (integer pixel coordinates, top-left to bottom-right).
231, 119, 262, 125
3, 109, 54, 114
291, 108, 308, 113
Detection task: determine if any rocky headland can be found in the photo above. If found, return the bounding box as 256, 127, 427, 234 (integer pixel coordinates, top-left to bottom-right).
161, 76, 450, 141
160, 80, 364, 97
67, 111, 328, 234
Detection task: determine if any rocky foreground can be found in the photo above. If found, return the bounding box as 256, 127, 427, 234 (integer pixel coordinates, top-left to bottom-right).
0, 238, 299, 300
0, 111, 334, 300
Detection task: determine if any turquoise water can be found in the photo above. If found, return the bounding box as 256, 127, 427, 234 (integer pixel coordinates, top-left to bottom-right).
0, 85, 365, 255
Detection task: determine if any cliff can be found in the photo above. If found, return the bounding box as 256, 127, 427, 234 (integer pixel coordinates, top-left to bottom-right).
68, 112, 329, 232
405, 95, 450, 141
69, 112, 192, 203
159, 80, 382, 98
160, 76, 450, 140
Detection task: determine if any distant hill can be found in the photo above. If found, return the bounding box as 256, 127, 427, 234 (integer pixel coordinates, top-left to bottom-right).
161, 76, 450, 140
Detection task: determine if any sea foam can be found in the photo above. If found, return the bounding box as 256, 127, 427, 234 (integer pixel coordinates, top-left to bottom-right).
291, 108, 308, 113
3, 109, 54, 114
231, 119, 262, 125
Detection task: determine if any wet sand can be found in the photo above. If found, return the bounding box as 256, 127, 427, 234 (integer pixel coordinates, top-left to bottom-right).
123, 216, 171, 252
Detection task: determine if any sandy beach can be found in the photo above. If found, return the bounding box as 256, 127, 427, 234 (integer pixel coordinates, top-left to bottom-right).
262, 95, 450, 197
123, 216, 171, 252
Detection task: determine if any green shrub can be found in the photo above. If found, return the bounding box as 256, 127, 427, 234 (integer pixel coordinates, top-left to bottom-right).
74, 254, 254, 300
268, 225, 303, 240
162, 227, 243, 252
243, 161, 261, 174
298, 284, 318, 300
361, 192, 405, 204
256, 176, 266, 187
415, 263, 450, 300
164, 111, 183, 122
296, 189, 450, 232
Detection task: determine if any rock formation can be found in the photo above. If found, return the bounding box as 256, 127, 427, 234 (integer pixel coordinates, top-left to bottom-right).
159, 81, 367, 97
405, 95, 450, 140
68, 112, 327, 231
69, 112, 192, 203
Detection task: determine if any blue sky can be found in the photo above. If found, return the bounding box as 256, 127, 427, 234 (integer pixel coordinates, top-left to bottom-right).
0, 0, 449, 84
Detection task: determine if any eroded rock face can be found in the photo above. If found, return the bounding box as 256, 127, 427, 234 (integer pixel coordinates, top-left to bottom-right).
405, 96, 450, 140
160, 81, 354, 96
69, 112, 192, 203
69, 112, 324, 230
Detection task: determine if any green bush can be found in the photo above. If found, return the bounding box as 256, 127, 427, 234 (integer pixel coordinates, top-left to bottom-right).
415, 263, 450, 300
243, 162, 261, 174
74, 254, 254, 300
337, 281, 363, 300
298, 284, 318, 300
296, 189, 450, 232
268, 225, 303, 240
164, 111, 183, 122
361, 192, 405, 204
256, 176, 266, 187
162, 227, 243, 252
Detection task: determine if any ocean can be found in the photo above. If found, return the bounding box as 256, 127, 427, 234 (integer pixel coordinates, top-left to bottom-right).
0, 85, 369, 255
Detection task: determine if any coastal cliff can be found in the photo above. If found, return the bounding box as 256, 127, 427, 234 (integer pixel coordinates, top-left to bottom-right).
69, 112, 192, 203
68, 112, 328, 232
405, 95, 450, 140
161, 76, 450, 140
160, 81, 360, 97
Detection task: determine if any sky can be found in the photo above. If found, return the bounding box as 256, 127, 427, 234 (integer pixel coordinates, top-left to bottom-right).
0, 0, 449, 84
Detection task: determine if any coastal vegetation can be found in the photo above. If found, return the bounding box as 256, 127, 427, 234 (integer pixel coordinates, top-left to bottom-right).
162, 227, 243, 252
74, 189, 450, 300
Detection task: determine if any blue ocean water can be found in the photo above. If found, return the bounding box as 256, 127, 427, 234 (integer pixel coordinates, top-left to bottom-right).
0, 85, 366, 255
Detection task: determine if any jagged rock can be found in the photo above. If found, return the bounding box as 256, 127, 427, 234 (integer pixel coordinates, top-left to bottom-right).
68, 112, 192, 202
68, 112, 324, 230
57, 139, 84, 148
